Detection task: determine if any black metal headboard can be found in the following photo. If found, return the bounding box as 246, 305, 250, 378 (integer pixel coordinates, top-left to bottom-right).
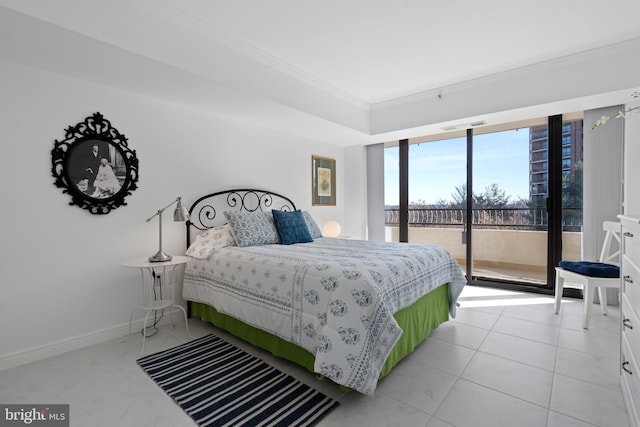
185, 188, 296, 247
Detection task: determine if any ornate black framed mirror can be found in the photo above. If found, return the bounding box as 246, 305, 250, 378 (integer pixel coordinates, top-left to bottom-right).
51, 112, 139, 214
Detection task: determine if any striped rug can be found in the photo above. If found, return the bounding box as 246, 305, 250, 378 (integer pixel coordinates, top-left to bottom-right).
137, 334, 339, 427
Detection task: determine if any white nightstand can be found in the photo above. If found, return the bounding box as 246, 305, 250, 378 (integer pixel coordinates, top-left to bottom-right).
122, 255, 194, 357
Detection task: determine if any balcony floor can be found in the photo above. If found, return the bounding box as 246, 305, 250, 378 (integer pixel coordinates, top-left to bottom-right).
468, 264, 547, 286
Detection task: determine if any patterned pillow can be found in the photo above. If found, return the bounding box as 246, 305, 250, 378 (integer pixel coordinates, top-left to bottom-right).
223, 210, 281, 247
302, 211, 323, 238
272, 210, 314, 245
186, 224, 236, 259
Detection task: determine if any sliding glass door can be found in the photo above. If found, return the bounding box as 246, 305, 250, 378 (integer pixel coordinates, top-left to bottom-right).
471, 127, 547, 285
559, 120, 584, 264
407, 137, 468, 274
384, 114, 584, 291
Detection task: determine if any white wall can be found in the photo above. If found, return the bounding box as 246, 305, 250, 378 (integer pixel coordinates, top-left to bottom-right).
0, 60, 355, 366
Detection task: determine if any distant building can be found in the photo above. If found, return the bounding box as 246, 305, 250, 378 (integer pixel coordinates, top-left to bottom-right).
529, 120, 583, 206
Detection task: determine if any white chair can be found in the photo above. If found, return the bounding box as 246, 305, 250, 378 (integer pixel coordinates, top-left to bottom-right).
554, 221, 621, 329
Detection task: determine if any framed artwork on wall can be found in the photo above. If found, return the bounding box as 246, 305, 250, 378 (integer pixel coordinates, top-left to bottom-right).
312, 155, 336, 206
51, 112, 139, 214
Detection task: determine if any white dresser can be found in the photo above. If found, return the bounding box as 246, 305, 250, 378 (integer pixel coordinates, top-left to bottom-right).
619, 214, 640, 427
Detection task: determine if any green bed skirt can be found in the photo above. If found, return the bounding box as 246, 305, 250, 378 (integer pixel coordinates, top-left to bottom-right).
191, 283, 450, 382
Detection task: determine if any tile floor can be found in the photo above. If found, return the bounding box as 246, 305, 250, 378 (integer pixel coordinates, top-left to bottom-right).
0, 285, 631, 427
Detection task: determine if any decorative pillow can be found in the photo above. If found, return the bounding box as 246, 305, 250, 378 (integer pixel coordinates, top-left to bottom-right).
302, 211, 323, 238
223, 210, 281, 247
272, 210, 314, 245
186, 224, 236, 259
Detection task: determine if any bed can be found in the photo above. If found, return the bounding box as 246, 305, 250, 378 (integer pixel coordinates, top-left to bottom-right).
182, 189, 466, 395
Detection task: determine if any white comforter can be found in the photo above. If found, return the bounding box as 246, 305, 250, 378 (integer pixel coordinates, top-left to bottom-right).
183, 237, 466, 394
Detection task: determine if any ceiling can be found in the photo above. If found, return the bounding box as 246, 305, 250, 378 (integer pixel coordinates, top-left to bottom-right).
2, 0, 640, 146
167, 0, 640, 103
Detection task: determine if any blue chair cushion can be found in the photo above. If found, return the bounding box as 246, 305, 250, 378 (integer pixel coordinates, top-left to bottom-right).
558, 261, 620, 278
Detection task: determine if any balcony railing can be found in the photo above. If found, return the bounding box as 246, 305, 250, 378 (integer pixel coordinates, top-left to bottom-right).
385, 207, 582, 231
531, 141, 549, 151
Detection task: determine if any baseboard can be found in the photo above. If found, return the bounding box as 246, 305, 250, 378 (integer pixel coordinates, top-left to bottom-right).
0, 307, 186, 371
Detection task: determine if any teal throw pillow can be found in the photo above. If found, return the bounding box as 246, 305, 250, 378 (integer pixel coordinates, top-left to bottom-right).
272, 210, 313, 245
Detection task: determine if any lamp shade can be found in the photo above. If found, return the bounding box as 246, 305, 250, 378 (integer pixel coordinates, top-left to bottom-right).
323, 221, 341, 238
173, 197, 189, 222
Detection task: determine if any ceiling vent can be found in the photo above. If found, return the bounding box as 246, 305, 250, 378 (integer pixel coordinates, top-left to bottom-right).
441, 120, 487, 131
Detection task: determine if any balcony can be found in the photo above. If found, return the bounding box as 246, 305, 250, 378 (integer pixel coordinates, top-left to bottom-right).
531, 140, 549, 152
531, 163, 548, 173
531, 152, 548, 162
385, 207, 583, 284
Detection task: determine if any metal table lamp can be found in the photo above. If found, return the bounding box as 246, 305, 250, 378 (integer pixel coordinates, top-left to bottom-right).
146, 196, 190, 262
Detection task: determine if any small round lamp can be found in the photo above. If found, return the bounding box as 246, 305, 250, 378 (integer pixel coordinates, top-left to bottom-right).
323, 221, 341, 238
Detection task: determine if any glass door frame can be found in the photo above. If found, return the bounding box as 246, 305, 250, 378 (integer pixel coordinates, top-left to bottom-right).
465, 115, 576, 295
546, 114, 563, 290
390, 115, 582, 295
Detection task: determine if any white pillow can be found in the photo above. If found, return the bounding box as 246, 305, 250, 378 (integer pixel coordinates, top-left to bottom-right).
302, 211, 323, 238
186, 224, 236, 259
223, 210, 281, 247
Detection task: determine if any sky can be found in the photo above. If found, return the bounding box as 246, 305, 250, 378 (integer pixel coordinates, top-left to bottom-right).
384, 128, 531, 205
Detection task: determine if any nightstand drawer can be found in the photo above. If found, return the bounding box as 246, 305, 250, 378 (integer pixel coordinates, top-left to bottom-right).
622, 335, 640, 427
623, 257, 640, 311
619, 215, 640, 427
623, 223, 640, 267
623, 295, 640, 359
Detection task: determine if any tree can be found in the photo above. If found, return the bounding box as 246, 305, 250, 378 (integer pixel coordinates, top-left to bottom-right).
450, 184, 469, 208
562, 161, 583, 229
409, 199, 429, 208
440, 183, 512, 227
448, 183, 510, 209
477, 183, 510, 208
562, 161, 583, 208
